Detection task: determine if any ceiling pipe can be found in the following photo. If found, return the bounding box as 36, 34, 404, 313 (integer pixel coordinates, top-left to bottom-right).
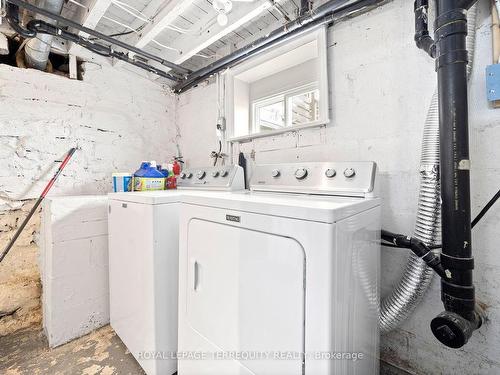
173, 0, 387, 93
6, 0, 191, 77
24, 0, 64, 71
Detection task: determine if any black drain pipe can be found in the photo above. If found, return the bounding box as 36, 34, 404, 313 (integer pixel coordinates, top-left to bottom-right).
415, 0, 483, 348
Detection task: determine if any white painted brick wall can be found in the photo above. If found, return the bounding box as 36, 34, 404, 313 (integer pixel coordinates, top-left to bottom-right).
0, 63, 177, 210
0, 62, 176, 335
176, 0, 500, 373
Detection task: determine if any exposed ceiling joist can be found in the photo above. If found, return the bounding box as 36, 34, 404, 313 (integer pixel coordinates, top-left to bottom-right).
138, 0, 272, 73
170, 0, 273, 64
135, 0, 195, 48
68, 0, 112, 55
78, 0, 112, 37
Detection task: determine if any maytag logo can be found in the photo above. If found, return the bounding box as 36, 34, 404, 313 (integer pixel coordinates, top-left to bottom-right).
226, 214, 241, 223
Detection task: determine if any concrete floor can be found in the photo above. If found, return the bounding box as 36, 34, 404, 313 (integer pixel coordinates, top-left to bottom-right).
0, 324, 411, 375
0, 325, 145, 375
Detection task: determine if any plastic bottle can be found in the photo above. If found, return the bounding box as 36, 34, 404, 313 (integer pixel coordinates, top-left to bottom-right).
159, 165, 170, 189
172, 160, 181, 175
133, 161, 166, 191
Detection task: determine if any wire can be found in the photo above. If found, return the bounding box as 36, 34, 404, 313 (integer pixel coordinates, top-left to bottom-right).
383, 187, 500, 250
102, 15, 140, 34
471, 188, 500, 228
111, 0, 151, 23
382, 242, 441, 250
212, 140, 223, 166
68, 0, 87, 10
151, 39, 181, 53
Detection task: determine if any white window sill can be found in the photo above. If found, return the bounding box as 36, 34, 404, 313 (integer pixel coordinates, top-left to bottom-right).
229, 120, 328, 143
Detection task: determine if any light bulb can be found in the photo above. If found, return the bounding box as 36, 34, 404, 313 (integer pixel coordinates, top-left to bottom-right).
217, 13, 228, 26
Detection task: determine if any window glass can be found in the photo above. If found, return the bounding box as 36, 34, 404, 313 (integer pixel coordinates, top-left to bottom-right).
289, 89, 320, 125
255, 100, 285, 132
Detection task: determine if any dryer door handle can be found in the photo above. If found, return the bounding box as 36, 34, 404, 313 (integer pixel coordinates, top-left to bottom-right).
191, 259, 200, 291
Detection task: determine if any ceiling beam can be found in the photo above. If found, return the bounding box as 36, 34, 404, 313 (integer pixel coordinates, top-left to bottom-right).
68, 0, 112, 56
142, 0, 272, 72
134, 0, 195, 49
78, 0, 112, 37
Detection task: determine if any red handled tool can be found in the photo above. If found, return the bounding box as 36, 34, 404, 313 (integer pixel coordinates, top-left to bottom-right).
0, 147, 77, 263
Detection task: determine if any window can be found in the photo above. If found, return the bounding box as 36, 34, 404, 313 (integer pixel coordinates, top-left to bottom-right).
252, 84, 320, 133
253, 95, 285, 132
225, 27, 329, 140
288, 88, 320, 125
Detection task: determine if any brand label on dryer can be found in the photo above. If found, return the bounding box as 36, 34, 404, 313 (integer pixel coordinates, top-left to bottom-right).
226, 214, 241, 223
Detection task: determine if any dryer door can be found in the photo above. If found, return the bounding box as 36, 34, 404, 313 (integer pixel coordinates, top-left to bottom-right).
186, 218, 305, 375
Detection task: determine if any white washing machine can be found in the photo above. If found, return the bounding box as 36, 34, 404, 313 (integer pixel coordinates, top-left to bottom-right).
108, 165, 244, 375
178, 162, 381, 375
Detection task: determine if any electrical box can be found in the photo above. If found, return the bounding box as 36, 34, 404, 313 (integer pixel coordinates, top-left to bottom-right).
486, 64, 500, 102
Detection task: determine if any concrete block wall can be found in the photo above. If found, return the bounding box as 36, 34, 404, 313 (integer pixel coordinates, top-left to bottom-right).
176, 0, 500, 373
40, 196, 109, 347
0, 63, 176, 336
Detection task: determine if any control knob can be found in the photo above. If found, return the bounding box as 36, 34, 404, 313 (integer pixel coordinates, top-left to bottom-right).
212, 171, 219, 178
271, 169, 280, 178
220, 170, 229, 177
196, 170, 206, 180
186, 172, 193, 179
295, 168, 308, 180
180, 173, 186, 179
325, 169, 336, 178
344, 168, 356, 178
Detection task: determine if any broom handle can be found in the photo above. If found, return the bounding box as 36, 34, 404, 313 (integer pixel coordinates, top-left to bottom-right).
0, 148, 76, 263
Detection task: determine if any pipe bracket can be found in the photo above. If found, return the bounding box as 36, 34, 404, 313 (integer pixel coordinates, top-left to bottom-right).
440, 253, 474, 270
436, 50, 469, 70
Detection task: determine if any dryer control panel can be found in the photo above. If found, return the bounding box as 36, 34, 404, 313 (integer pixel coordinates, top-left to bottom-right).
250, 162, 377, 197
177, 165, 245, 191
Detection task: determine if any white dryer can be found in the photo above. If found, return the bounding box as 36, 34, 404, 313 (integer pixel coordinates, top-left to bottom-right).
108, 165, 244, 375
178, 162, 380, 375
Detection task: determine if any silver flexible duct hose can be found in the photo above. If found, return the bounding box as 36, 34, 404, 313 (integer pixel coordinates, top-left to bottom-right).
24, 0, 64, 70
380, 4, 477, 332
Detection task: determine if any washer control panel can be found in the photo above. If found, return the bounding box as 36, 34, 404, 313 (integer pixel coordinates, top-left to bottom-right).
250, 162, 377, 197
177, 165, 245, 191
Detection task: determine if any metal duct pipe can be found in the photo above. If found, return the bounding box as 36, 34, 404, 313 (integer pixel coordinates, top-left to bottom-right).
8, 0, 190, 77
379, 3, 477, 333
174, 0, 386, 93
24, 0, 64, 70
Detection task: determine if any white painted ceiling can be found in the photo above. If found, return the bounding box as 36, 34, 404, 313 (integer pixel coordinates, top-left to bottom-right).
58, 0, 325, 81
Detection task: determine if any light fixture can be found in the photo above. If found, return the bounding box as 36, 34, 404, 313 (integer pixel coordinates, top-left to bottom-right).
217, 13, 228, 26
213, 0, 233, 26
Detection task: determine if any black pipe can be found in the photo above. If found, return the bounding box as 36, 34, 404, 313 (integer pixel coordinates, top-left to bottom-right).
414, 0, 435, 57
416, 0, 482, 348
6, 0, 191, 77
5, 3, 36, 38
174, 0, 386, 93
25, 19, 181, 82
381, 230, 448, 279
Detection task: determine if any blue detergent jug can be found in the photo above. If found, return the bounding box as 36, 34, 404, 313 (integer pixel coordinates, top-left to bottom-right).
133, 161, 166, 191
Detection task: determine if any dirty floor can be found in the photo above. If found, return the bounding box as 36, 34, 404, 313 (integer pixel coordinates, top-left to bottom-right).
0, 324, 411, 375
0, 325, 145, 375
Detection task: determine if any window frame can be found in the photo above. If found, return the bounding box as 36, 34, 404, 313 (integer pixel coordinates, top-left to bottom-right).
251, 82, 320, 133
224, 26, 330, 142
